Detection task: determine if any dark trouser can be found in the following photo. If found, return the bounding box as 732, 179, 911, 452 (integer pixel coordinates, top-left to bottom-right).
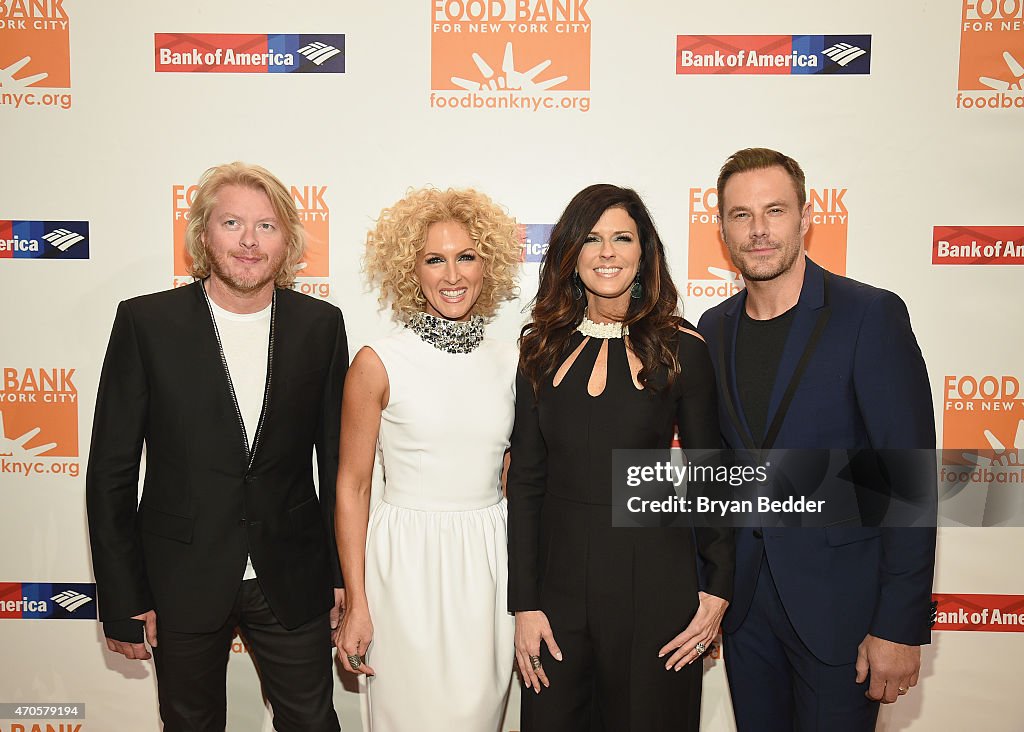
724, 556, 879, 732
521, 608, 702, 732
153, 579, 339, 732
521, 498, 703, 732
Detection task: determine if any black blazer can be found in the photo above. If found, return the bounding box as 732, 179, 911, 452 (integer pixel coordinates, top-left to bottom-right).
86, 281, 348, 633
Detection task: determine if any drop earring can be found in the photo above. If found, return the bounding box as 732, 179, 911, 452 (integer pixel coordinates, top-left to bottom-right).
572, 271, 584, 300
630, 273, 642, 299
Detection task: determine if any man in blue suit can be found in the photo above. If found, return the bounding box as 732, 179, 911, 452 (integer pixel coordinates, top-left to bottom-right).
697, 148, 936, 731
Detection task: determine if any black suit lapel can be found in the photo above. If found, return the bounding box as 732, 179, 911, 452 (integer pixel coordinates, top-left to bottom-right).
198, 281, 276, 472
247, 293, 275, 469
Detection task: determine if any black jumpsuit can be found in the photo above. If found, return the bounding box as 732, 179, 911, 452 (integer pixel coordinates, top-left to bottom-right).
507, 326, 734, 731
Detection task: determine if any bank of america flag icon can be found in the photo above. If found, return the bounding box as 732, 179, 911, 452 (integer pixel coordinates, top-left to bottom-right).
41, 228, 85, 251
50, 590, 94, 612
298, 42, 342, 66
822, 43, 867, 67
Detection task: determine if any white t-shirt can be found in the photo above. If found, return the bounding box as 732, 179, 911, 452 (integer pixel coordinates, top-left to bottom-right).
208, 297, 271, 581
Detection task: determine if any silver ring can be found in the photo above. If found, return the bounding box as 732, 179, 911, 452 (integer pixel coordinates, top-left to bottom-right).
346, 654, 362, 669
529, 655, 542, 670
695, 641, 706, 655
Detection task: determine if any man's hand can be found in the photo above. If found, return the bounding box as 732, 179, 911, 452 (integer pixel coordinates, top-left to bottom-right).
330, 588, 346, 643
855, 634, 921, 703
106, 610, 157, 660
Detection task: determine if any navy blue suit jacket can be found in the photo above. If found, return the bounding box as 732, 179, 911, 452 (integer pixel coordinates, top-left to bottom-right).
697, 257, 936, 665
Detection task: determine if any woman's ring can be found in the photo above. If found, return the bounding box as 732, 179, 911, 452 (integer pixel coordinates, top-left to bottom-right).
347, 654, 362, 669
529, 655, 542, 670
695, 641, 706, 655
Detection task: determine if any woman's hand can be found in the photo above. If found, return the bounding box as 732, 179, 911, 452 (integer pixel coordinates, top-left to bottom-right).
658, 591, 729, 671
514, 610, 562, 693
337, 603, 375, 675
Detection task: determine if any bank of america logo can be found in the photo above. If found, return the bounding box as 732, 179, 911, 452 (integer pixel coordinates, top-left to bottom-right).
520, 223, 553, 263
298, 42, 342, 66
823, 43, 867, 67
50, 590, 94, 612
41, 228, 85, 251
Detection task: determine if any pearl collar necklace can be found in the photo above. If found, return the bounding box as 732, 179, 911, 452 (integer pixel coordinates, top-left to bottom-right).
576, 313, 627, 339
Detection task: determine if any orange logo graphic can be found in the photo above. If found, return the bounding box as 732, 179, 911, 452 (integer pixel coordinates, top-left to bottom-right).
957, 0, 1024, 109
430, 0, 592, 112
933, 594, 1024, 631
685, 187, 848, 303
0, 0, 72, 110
231, 631, 250, 654
942, 375, 1023, 471
172, 184, 331, 298
0, 367, 77, 458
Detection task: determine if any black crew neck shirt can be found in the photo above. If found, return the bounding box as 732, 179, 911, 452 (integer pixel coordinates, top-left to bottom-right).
735, 306, 796, 446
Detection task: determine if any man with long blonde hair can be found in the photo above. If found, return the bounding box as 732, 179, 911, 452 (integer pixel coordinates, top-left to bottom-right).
87, 162, 347, 731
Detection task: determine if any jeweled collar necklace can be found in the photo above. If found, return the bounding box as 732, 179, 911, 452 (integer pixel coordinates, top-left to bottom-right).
406, 311, 485, 354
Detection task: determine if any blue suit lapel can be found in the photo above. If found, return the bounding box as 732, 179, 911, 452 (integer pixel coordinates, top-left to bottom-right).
720, 289, 758, 450
762, 258, 829, 447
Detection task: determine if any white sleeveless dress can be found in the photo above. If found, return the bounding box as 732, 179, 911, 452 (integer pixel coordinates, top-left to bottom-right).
362, 327, 517, 731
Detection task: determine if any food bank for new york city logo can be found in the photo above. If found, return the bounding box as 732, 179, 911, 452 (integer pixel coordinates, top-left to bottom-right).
172, 184, 331, 298
0, 368, 78, 459
957, 0, 1024, 109
0, 0, 73, 110
430, 0, 592, 108
684, 186, 849, 302
942, 375, 1024, 480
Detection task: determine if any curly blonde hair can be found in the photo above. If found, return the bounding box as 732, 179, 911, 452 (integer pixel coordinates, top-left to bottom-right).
185, 162, 306, 288
365, 187, 521, 320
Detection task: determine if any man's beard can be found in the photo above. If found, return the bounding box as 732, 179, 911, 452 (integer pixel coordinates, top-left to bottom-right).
207, 247, 287, 293
728, 237, 800, 282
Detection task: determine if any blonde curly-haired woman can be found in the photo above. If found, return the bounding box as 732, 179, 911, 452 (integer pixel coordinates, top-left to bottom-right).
334, 187, 522, 731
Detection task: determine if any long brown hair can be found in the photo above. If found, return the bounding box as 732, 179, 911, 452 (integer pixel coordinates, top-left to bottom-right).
520, 184, 682, 392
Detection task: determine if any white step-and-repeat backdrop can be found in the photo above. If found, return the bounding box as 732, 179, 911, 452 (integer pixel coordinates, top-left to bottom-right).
2, 0, 1022, 730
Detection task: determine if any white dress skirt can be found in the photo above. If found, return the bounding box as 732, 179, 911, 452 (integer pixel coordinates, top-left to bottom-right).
361, 327, 516, 731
